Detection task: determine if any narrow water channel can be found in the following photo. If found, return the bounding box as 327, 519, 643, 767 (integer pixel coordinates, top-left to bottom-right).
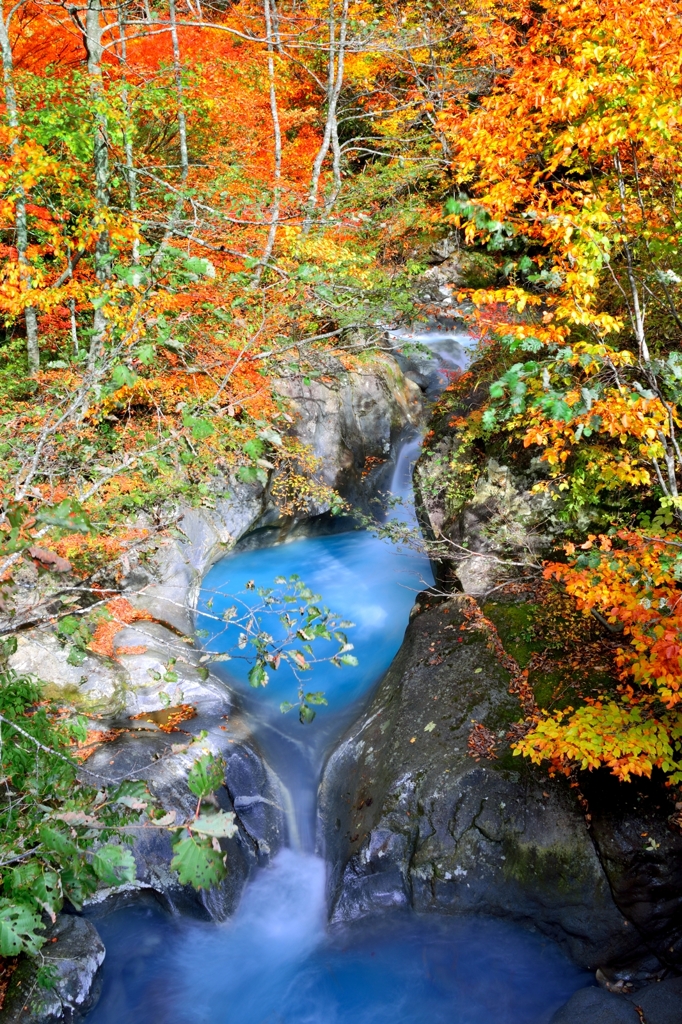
85, 331, 591, 1024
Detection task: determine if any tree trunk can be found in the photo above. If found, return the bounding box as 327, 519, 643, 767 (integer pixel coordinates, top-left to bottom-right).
86, 0, 111, 368
0, 0, 40, 372
117, 7, 139, 262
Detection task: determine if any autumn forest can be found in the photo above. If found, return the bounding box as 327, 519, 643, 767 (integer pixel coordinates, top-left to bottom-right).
1, 0, 682, 1017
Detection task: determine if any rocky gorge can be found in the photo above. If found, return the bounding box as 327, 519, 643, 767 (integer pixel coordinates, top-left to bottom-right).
3, 339, 682, 1024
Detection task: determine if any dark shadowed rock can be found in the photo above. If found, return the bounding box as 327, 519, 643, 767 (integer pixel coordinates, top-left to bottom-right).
581, 771, 682, 973
628, 976, 682, 1024
1, 915, 105, 1023
549, 987, 641, 1024
317, 595, 646, 969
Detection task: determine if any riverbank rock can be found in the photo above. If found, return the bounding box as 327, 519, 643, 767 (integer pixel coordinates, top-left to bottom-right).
317, 595, 656, 970
8, 632, 128, 717
1, 915, 105, 1024
80, 655, 286, 922
628, 976, 682, 1024
414, 368, 565, 595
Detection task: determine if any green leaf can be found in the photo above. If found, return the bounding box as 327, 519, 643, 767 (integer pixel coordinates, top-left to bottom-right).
248, 663, 269, 688
32, 870, 63, 919
187, 753, 225, 799
304, 691, 328, 706
39, 826, 78, 858
243, 438, 264, 459
57, 615, 80, 636
111, 363, 137, 389
0, 901, 45, 956
136, 343, 156, 365
183, 415, 215, 440
37, 499, 91, 534
191, 811, 238, 838
0, 636, 18, 658
237, 465, 268, 486
339, 654, 358, 666
92, 845, 136, 886
66, 646, 87, 666
112, 781, 149, 808
171, 836, 227, 889
184, 256, 215, 278
299, 704, 316, 724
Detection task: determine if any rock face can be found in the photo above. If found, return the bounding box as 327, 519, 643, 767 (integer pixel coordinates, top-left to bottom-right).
416, 444, 552, 596
318, 595, 659, 970
628, 976, 682, 1024
275, 352, 422, 512
78, 625, 286, 921
1, 915, 105, 1023
9, 632, 129, 717
581, 771, 682, 974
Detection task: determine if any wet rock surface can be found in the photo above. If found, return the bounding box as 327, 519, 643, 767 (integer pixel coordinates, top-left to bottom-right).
318, 594, 680, 971
1, 915, 105, 1024
629, 976, 682, 1024
580, 771, 682, 974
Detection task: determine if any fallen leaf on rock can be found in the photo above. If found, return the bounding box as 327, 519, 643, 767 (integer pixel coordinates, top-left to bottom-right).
28, 546, 71, 573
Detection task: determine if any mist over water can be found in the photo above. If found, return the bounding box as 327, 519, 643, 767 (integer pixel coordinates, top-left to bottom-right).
85, 329, 591, 1024
87, 848, 590, 1024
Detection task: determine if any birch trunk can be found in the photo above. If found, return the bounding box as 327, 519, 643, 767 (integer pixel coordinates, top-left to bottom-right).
253, 0, 281, 284
86, 0, 111, 368
0, 0, 39, 372
117, 7, 139, 262
303, 0, 349, 231
169, 0, 189, 181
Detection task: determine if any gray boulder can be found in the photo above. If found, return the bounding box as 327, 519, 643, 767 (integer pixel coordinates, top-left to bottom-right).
318, 595, 643, 969
8, 631, 128, 718
1, 915, 105, 1023
416, 451, 552, 596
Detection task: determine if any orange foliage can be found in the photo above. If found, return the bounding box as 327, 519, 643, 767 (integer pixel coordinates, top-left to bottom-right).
89, 597, 152, 658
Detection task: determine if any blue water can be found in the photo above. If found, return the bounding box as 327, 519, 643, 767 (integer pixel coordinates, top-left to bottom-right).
84, 328, 590, 1023
195, 434, 434, 847
196, 523, 432, 722
87, 850, 591, 1024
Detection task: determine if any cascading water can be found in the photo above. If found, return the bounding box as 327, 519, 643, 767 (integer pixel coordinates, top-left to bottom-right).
193, 430, 431, 850
84, 330, 592, 1024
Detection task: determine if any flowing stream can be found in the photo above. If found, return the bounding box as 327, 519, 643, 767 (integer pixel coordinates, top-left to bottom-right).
85, 331, 590, 1024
